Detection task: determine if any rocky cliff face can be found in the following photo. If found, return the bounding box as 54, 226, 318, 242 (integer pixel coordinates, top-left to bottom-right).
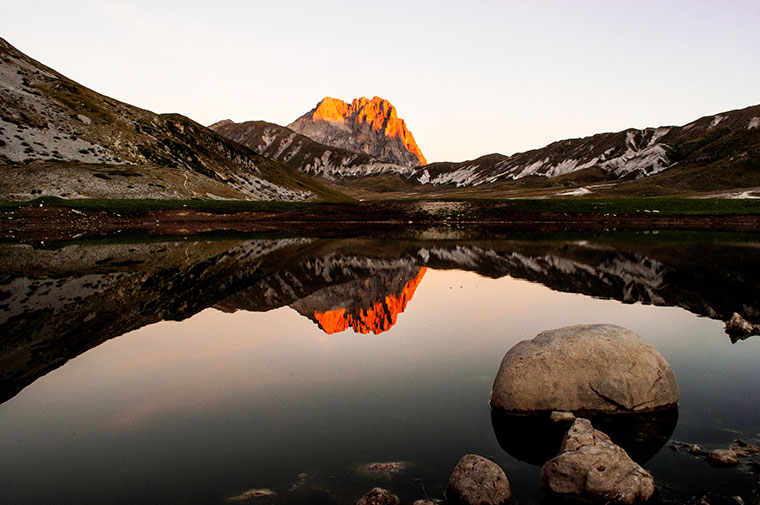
0, 37, 342, 202
209, 119, 413, 179
288, 96, 426, 168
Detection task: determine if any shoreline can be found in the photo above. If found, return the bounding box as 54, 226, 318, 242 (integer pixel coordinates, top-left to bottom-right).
2, 200, 760, 242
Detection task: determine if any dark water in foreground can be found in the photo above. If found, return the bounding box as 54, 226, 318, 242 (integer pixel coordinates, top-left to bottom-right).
0, 232, 758, 505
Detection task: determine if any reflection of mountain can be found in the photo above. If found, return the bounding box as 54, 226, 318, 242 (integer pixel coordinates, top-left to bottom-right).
297, 267, 426, 334
216, 262, 427, 334
1, 234, 758, 404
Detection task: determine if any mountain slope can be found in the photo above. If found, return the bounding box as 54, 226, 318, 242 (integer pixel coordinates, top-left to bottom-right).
0, 37, 347, 202
288, 96, 426, 167
209, 119, 413, 179
411, 105, 760, 194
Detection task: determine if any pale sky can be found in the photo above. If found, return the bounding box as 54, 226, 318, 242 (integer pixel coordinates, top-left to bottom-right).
3, 0, 759, 163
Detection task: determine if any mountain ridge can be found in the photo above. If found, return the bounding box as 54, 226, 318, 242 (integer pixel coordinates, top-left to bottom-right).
0, 37, 346, 202
409, 104, 760, 194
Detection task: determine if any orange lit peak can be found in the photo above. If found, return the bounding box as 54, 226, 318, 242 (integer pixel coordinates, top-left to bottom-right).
303, 96, 427, 166
313, 267, 427, 335
311, 97, 349, 122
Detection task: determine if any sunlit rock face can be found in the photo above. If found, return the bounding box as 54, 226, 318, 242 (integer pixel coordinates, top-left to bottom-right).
293, 266, 427, 335
288, 96, 427, 168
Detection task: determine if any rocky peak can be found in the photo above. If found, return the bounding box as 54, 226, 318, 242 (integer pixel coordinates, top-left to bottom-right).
288, 96, 427, 167
311, 97, 349, 122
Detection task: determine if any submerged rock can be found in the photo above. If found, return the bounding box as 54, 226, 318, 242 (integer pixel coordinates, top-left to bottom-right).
550, 411, 577, 423
540, 418, 654, 504
356, 488, 399, 505
491, 324, 678, 414
493, 408, 677, 466
356, 461, 408, 478
706, 449, 740, 466
226, 489, 278, 504
445, 454, 511, 505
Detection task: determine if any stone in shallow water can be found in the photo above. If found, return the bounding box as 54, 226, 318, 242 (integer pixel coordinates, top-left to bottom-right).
492, 408, 678, 466
446, 454, 511, 505
356, 488, 399, 505
226, 488, 278, 504
540, 418, 654, 504
706, 449, 740, 466
491, 324, 679, 414
550, 411, 576, 423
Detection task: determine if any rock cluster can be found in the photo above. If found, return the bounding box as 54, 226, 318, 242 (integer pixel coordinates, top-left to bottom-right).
540, 418, 655, 504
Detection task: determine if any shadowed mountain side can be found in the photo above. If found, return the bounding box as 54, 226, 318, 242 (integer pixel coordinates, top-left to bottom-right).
0, 37, 346, 202
1, 235, 758, 404
209, 120, 412, 179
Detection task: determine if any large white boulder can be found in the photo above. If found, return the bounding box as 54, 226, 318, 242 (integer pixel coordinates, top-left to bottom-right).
491, 324, 678, 414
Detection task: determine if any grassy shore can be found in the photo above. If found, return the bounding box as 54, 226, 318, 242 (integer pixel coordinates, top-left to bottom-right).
1, 196, 759, 216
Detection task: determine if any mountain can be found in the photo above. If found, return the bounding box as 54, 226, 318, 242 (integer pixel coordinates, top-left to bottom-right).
410, 104, 760, 195
0, 37, 346, 202
209, 119, 413, 179
287, 96, 427, 168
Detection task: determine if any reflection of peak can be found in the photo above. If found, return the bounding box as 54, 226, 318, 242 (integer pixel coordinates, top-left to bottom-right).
300, 267, 426, 335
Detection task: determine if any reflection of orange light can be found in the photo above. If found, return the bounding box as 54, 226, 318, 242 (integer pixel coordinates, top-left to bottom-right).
313, 267, 427, 335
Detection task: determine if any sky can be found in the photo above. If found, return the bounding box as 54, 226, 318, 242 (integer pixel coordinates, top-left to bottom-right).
3, 0, 759, 163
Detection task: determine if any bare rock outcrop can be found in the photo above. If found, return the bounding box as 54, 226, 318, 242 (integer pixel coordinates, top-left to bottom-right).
288, 96, 426, 168
491, 324, 679, 414
540, 418, 654, 504
445, 454, 511, 505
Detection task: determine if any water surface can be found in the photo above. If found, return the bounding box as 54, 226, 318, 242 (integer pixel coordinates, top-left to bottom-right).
0, 232, 758, 504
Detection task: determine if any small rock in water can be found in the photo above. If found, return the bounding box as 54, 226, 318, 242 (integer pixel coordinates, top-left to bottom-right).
540, 418, 654, 504
356, 488, 399, 505
550, 411, 576, 423
446, 454, 511, 505
706, 449, 740, 466
730, 438, 760, 457
356, 461, 407, 477
412, 500, 441, 505
690, 444, 706, 456
226, 488, 278, 504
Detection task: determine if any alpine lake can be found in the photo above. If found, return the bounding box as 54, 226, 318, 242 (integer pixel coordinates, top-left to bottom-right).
1, 229, 758, 505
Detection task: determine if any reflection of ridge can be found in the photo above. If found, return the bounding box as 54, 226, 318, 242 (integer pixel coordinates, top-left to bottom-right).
2, 236, 758, 405
309, 267, 427, 334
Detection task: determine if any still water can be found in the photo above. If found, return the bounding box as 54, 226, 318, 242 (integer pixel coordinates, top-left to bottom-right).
0, 232, 758, 504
